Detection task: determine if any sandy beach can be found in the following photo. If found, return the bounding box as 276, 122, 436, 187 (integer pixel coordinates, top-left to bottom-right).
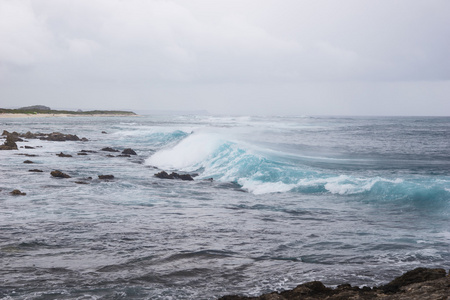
0, 113, 138, 118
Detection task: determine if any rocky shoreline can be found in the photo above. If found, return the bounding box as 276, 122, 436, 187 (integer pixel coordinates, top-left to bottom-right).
219, 268, 449, 300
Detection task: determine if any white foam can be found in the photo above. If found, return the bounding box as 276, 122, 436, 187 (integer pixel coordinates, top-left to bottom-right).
145, 133, 224, 171
239, 178, 296, 195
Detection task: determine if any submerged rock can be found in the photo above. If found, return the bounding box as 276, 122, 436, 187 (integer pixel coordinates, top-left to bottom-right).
98, 175, 115, 180
50, 170, 71, 178
77, 152, 88, 155
10, 189, 26, 196
29, 169, 43, 172
56, 152, 73, 157
23, 160, 34, 164
101, 147, 119, 152
24, 145, 35, 149
155, 171, 194, 181
122, 148, 137, 155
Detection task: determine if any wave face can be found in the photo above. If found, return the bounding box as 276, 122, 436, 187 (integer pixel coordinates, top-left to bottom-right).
145, 116, 450, 212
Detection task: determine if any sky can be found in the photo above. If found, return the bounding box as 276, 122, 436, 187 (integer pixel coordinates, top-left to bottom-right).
0, 0, 449, 116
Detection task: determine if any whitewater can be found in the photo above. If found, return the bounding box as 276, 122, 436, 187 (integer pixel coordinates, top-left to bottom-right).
0, 115, 449, 299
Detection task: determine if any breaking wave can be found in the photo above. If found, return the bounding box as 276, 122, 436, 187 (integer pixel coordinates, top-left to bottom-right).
145, 132, 450, 209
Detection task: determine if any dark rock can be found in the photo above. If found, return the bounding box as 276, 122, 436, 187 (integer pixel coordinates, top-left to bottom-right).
98, 175, 115, 180
24, 145, 35, 149
122, 148, 137, 155
106, 154, 115, 157
51, 170, 71, 178
118, 154, 131, 157
40, 132, 80, 141
381, 267, 447, 293
154, 171, 194, 181
1, 130, 10, 136
29, 169, 43, 172
218, 268, 450, 300
101, 147, 119, 152
56, 152, 73, 157
81, 137, 89, 142
102, 131, 107, 134
10, 189, 26, 196
23, 160, 34, 164
80, 150, 97, 153
77, 152, 88, 155
75, 181, 89, 184
0, 134, 18, 150
22, 131, 36, 139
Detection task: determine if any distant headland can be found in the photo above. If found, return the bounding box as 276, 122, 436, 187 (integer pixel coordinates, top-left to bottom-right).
0, 105, 137, 118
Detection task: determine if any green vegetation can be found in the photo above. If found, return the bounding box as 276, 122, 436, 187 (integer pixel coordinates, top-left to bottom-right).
0, 108, 136, 116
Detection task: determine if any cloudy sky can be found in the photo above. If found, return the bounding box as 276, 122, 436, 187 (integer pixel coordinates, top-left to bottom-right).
0, 0, 449, 115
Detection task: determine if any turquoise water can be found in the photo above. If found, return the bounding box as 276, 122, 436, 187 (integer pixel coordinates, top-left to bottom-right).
0, 115, 449, 299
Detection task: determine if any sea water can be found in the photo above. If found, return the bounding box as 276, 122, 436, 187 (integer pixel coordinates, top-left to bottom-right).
0, 115, 449, 299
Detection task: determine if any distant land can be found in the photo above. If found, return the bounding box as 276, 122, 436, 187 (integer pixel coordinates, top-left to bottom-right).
0, 105, 136, 116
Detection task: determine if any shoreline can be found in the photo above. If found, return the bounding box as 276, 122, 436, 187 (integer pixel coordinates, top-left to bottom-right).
0, 113, 139, 118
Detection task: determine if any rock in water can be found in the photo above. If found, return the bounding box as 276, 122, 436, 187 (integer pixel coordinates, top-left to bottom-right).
10, 189, 26, 196
29, 169, 43, 172
122, 148, 137, 155
154, 171, 194, 181
0, 134, 18, 150
50, 170, 71, 178
98, 175, 115, 180
56, 152, 73, 157
101, 147, 119, 152
23, 160, 34, 164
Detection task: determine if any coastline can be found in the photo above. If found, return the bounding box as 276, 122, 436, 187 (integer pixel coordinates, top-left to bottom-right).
0, 113, 139, 118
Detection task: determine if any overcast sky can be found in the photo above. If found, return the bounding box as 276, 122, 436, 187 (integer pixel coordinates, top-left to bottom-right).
1, 0, 449, 115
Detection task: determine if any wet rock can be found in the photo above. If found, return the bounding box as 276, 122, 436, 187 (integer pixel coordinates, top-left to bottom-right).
29, 169, 43, 172
40, 132, 80, 141
81, 137, 89, 142
23, 160, 34, 164
80, 150, 97, 153
101, 147, 119, 152
98, 175, 114, 180
0, 134, 18, 150
118, 154, 130, 157
10, 189, 26, 196
154, 171, 194, 181
381, 267, 447, 293
75, 181, 89, 184
122, 148, 137, 155
24, 146, 35, 149
56, 152, 73, 157
106, 154, 115, 157
77, 152, 88, 155
102, 131, 107, 134
50, 170, 71, 178
218, 268, 450, 300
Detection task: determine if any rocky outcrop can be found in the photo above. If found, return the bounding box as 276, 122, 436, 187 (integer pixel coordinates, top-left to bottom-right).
155, 171, 194, 181
50, 170, 71, 178
0, 134, 18, 150
10, 189, 26, 196
122, 148, 137, 155
218, 268, 449, 300
2, 130, 87, 142
101, 147, 119, 152
57, 152, 72, 157
40, 132, 81, 141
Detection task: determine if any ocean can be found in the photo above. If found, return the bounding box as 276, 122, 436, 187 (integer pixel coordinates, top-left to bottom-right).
0, 115, 449, 299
